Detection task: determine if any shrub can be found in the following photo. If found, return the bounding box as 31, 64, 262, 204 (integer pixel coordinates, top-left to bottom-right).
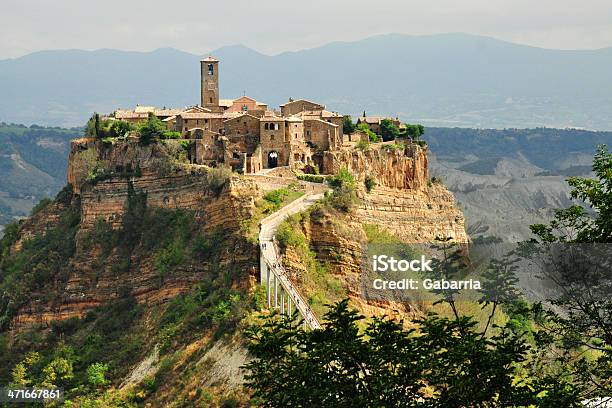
297, 174, 325, 183
109, 120, 134, 138
355, 139, 370, 151
161, 131, 181, 140
356, 123, 380, 142
380, 118, 400, 141
264, 188, 290, 206
342, 115, 356, 134
328, 168, 355, 190
138, 113, 166, 145
86, 362, 109, 387
364, 175, 376, 193
382, 142, 405, 152
327, 168, 358, 212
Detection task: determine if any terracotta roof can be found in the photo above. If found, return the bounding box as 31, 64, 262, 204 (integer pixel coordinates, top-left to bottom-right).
358, 116, 386, 124
201, 56, 219, 62
285, 116, 303, 123
223, 113, 260, 122
134, 106, 156, 113
183, 106, 212, 113
279, 98, 325, 108
179, 112, 226, 119
304, 118, 338, 127
219, 99, 234, 107
114, 110, 148, 119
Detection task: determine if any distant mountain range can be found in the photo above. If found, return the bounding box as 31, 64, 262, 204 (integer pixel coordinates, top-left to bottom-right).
1, 33, 612, 129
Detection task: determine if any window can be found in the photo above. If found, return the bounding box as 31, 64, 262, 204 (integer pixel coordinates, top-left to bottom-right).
205, 119, 208, 123
265, 123, 269, 130
208, 64, 214, 76
209, 97, 213, 103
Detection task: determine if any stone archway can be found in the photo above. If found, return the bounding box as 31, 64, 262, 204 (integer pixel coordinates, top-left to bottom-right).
267, 151, 279, 168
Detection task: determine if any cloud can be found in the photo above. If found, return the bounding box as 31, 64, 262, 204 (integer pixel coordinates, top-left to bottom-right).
1, 0, 612, 59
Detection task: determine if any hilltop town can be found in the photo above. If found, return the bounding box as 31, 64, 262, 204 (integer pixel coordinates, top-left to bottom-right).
108, 56, 400, 174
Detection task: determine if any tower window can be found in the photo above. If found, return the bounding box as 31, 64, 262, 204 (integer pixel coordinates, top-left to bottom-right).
208, 64, 214, 76
265, 123, 269, 130
209, 97, 213, 103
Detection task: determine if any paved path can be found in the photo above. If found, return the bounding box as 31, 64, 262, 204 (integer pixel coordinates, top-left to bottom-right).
259, 190, 326, 330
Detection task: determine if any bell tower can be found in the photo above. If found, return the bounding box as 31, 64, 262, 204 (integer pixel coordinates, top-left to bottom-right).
201, 56, 219, 109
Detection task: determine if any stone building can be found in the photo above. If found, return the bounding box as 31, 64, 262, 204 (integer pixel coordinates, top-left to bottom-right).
357, 114, 401, 135
110, 57, 349, 173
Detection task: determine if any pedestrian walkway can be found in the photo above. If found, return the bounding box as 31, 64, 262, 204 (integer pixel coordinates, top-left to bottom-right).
259, 191, 326, 330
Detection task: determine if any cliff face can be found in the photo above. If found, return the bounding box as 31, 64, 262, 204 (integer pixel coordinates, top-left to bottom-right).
11, 139, 261, 329
324, 144, 467, 243
323, 143, 429, 190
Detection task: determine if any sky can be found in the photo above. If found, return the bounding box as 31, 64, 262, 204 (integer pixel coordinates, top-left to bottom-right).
2, 0, 612, 59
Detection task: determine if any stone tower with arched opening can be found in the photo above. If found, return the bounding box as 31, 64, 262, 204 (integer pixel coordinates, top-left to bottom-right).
201, 56, 219, 110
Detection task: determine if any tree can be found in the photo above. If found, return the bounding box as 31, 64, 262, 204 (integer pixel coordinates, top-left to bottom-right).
342, 115, 356, 134
109, 120, 134, 138
245, 300, 573, 406
380, 119, 400, 142
527, 144, 612, 398
402, 124, 425, 140
138, 113, 166, 145
85, 113, 101, 138
87, 362, 109, 387
356, 123, 379, 142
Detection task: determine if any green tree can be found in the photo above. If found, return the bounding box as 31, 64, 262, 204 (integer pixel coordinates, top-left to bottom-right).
527, 144, 612, 398
87, 362, 109, 387
380, 119, 400, 142
342, 115, 356, 134
356, 123, 379, 142
109, 120, 134, 138
402, 123, 425, 140
245, 300, 573, 407
138, 113, 166, 145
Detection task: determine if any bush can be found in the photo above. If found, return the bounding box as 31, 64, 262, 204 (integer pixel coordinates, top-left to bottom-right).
86, 362, 109, 387
355, 139, 370, 151
380, 118, 400, 141
138, 113, 166, 145
364, 175, 376, 193
382, 142, 405, 152
328, 168, 355, 190
264, 188, 290, 206
342, 115, 356, 134
356, 123, 380, 142
297, 174, 325, 183
109, 120, 134, 138
161, 131, 181, 140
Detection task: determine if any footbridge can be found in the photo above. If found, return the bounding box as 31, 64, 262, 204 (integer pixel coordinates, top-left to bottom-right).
258, 184, 327, 330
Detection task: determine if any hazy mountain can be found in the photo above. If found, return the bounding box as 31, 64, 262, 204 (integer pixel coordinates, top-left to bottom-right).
2, 33, 612, 129
0, 124, 79, 228
427, 127, 612, 241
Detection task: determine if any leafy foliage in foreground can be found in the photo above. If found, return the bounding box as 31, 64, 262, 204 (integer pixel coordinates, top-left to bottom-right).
245, 300, 580, 407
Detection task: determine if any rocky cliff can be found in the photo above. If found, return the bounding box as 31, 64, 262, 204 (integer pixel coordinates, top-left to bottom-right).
9, 138, 262, 329
324, 143, 467, 243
